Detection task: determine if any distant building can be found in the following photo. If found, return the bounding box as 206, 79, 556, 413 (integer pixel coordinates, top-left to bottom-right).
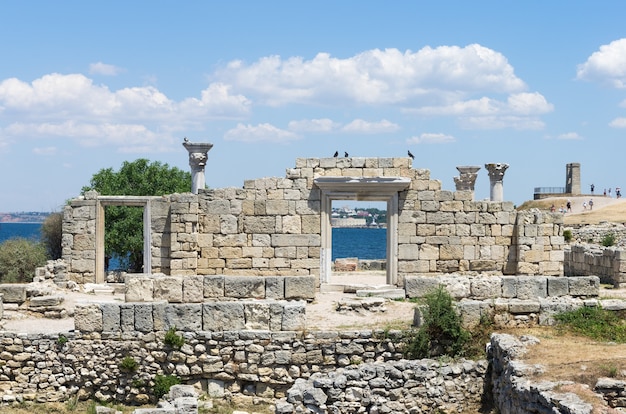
534, 162, 581, 200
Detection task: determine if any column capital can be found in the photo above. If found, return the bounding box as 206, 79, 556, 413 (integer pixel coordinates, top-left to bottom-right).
183, 139, 213, 194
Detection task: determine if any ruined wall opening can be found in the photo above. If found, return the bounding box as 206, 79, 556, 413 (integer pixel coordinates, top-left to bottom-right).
331, 200, 387, 282
96, 196, 154, 283
315, 176, 411, 286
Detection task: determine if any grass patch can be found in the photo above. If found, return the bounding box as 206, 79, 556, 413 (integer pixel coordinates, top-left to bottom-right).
554, 305, 626, 342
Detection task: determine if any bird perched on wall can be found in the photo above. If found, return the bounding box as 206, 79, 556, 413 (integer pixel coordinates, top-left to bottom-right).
408, 150, 414, 160
344, 152, 349, 157
333, 151, 338, 157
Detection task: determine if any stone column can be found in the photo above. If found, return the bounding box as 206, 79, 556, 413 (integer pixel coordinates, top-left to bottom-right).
454, 166, 481, 192
485, 163, 509, 202
183, 140, 213, 194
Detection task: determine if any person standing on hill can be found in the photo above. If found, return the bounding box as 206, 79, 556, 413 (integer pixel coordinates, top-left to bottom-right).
589, 199, 593, 210
591, 184, 595, 194
566, 200, 572, 212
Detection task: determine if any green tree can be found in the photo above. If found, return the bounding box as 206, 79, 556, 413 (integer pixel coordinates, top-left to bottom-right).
82, 159, 191, 272
41, 212, 63, 259
0, 238, 48, 282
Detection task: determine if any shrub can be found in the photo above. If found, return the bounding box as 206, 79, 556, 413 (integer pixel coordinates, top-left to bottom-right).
0, 237, 47, 283
404, 286, 470, 359
602, 233, 616, 247
41, 212, 63, 259
563, 229, 573, 243
119, 356, 139, 373
164, 327, 185, 349
153, 374, 180, 399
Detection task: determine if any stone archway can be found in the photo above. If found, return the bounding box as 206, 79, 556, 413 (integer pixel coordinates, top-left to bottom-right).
314, 177, 411, 286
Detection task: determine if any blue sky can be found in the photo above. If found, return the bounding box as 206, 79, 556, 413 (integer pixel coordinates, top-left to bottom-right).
2, 1, 626, 212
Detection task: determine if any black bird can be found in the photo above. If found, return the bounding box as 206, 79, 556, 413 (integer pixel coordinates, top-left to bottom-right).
408, 150, 414, 160
333, 151, 338, 157
344, 151, 349, 157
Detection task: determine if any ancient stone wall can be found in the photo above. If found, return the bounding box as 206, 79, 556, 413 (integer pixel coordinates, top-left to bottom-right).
565, 244, 626, 287
63, 158, 565, 284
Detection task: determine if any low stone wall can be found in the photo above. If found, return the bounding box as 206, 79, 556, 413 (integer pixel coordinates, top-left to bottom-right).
124, 274, 316, 302
276, 359, 488, 413
405, 274, 600, 300
564, 244, 626, 287
0, 329, 408, 405
489, 333, 597, 413
74, 300, 307, 333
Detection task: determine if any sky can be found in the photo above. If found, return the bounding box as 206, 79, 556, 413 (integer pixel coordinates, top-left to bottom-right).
1, 1, 626, 212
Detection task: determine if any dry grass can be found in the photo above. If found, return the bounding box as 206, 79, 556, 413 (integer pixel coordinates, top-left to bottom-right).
518, 197, 626, 225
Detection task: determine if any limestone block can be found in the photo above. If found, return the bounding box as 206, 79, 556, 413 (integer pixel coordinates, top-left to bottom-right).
282, 301, 306, 331
398, 244, 419, 260
125, 276, 154, 302
516, 277, 547, 299
517, 262, 539, 275
547, 277, 569, 297
183, 276, 204, 303
0, 284, 27, 303
244, 302, 271, 330
405, 276, 441, 298
419, 244, 439, 260
266, 277, 285, 299
440, 276, 470, 299
203, 276, 224, 298
164, 304, 202, 331
101, 303, 121, 332
154, 277, 184, 303
501, 277, 517, 298
121, 303, 135, 332
508, 300, 541, 314
440, 245, 463, 260
285, 276, 316, 301
28, 295, 64, 308
456, 300, 483, 328
272, 234, 320, 247
243, 217, 276, 234
470, 277, 501, 299
135, 303, 154, 332
282, 215, 302, 234
225, 276, 265, 298
152, 302, 167, 331
203, 302, 245, 331
74, 304, 103, 332
568, 276, 600, 297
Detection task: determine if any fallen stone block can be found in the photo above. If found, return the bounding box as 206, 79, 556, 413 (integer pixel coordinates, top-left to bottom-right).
0, 284, 27, 303
29, 295, 64, 307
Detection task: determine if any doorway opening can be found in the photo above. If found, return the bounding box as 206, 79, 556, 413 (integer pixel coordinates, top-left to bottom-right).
331, 200, 387, 271
314, 176, 411, 286
95, 196, 155, 283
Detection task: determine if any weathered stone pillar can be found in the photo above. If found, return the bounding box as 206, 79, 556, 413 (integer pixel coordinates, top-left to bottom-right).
485, 163, 509, 202
454, 166, 481, 193
565, 162, 581, 195
183, 140, 213, 194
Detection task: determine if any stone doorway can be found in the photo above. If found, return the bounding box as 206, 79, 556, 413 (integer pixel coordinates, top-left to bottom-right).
314, 177, 411, 286
95, 196, 156, 284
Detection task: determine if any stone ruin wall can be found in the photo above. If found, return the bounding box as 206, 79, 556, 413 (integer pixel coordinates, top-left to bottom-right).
62, 157, 565, 284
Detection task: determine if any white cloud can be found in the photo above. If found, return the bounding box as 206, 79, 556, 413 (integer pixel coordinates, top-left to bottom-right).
609, 117, 626, 128
577, 38, 626, 88
555, 132, 583, 140
223, 123, 299, 143
0, 74, 250, 150
89, 62, 124, 76
341, 119, 400, 134
288, 118, 339, 132
406, 133, 456, 144
215, 45, 527, 107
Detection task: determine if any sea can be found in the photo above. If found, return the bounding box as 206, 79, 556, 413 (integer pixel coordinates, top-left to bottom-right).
0, 222, 42, 243
0, 223, 387, 262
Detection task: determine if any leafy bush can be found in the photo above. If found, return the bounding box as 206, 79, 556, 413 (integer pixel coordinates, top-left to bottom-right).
119, 356, 139, 373
164, 327, 185, 349
153, 374, 181, 399
404, 286, 470, 359
41, 212, 63, 259
0, 237, 47, 283
563, 229, 573, 243
555, 306, 626, 342
602, 233, 616, 247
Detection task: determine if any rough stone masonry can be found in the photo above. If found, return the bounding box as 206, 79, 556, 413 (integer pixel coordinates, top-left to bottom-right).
62, 157, 565, 285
